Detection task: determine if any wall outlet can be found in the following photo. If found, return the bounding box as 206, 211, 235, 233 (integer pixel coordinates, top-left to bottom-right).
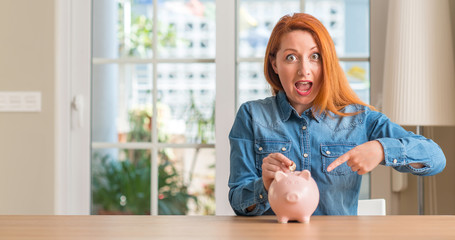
0, 91, 42, 112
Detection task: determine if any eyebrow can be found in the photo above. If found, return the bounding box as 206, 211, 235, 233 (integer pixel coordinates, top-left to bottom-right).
282, 46, 319, 52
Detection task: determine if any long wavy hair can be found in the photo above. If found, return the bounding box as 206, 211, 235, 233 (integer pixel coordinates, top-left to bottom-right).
264, 13, 374, 116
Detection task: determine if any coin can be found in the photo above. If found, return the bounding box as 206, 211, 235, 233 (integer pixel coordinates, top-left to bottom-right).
289, 162, 296, 172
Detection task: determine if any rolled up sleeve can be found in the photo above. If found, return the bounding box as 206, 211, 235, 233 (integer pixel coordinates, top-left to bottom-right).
367, 111, 446, 176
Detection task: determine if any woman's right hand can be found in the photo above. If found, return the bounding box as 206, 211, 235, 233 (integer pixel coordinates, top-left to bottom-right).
261, 153, 294, 191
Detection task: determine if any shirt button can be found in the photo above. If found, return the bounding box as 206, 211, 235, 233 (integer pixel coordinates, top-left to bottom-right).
258, 147, 263, 151
302, 126, 307, 130
303, 153, 309, 158
393, 159, 398, 164
326, 151, 331, 155
259, 194, 263, 199
281, 147, 286, 151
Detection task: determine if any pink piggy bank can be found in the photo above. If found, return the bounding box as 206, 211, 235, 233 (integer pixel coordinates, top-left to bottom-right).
268, 170, 319, 223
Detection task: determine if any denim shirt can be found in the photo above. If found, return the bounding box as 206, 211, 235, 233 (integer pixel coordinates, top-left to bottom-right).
228, 91, 446, 216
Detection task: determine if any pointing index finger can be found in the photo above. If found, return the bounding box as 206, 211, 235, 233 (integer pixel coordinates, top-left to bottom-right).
327, 153, 349, 172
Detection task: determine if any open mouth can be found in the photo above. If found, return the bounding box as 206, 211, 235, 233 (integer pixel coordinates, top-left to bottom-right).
295, 81, 313, 95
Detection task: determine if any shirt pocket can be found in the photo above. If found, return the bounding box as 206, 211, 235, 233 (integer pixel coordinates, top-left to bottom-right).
254, 139, 291, 173
321, 143, 357, 176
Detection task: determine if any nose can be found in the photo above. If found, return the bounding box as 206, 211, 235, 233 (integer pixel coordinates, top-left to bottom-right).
298, 60, 310, 76
286, 192, 301, 203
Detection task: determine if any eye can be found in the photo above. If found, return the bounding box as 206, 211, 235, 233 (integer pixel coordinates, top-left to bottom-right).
285, 54, 298, 62
310, 53, 320, 61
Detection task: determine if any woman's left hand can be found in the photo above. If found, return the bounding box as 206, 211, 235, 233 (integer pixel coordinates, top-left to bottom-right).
327, 140, 384, 175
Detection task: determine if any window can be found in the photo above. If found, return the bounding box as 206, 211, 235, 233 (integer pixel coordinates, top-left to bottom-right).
88, 0, 370, 216
91, 0, 216, 215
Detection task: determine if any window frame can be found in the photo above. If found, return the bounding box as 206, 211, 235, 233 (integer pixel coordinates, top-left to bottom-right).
91, 0, 217, 216
55, 0, 91, 214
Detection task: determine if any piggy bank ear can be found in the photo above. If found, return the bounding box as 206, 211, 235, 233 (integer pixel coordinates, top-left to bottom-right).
274, 171, 287, 182
298, 170, 311, 181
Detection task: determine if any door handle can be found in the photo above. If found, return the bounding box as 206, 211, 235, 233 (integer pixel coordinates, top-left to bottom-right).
71, 95, 84, 128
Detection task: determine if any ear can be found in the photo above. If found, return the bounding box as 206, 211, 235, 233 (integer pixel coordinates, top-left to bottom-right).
270, 57, 278, 74
274, 171, 287, 182
299, 170, 311, 181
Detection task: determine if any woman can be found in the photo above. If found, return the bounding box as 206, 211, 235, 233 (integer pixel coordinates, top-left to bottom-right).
228, 13, 446, 215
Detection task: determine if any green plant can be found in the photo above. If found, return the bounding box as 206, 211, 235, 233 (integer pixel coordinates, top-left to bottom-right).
92, 153, 150, 215
92, 106, 197, 215
158, 158, 197, 215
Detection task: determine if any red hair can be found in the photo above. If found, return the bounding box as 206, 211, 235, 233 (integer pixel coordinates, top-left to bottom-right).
264, 13, 375, 116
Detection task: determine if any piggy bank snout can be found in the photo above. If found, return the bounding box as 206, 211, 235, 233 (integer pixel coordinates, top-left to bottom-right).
285, 192, 301, 203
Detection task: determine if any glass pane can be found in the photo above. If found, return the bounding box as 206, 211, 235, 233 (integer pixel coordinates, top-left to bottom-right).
158, 0, 216, 58
340, 61, 370, 104
158, 148, 215, 215
157, 63, 215, 144
238, 0, 300, 58
91, 148, 151, 215
237, 62, 272, 106
305, 0, 370, 57
92, 0, 119, 58
92, 64, 153, 143
92, 0, 155, 58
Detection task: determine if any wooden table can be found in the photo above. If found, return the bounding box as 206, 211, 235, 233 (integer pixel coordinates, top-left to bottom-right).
0, 215, 454, 239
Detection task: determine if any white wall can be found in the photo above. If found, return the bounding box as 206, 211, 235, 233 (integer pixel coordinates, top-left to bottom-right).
0, 0, 55, 214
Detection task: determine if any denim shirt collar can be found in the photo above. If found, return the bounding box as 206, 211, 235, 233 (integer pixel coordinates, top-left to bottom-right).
276, 91, 323, 123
